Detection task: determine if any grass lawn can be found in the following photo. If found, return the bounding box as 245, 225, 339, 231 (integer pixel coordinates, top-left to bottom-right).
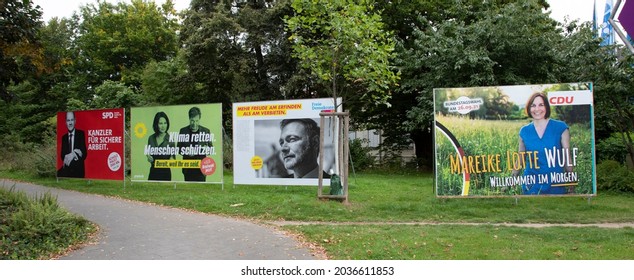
2, 170, 633, 259
290, 224, 634, 260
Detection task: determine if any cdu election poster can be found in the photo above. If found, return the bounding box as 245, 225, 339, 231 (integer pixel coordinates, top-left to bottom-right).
434, 83, 596, 197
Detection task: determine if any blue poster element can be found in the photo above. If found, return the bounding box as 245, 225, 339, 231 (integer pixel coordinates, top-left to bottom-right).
600, 0, 615, 46
593, 0, 597, 35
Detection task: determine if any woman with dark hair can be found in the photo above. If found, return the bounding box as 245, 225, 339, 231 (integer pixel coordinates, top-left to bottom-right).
512, 92, 573, 194
147, 111, 174, 181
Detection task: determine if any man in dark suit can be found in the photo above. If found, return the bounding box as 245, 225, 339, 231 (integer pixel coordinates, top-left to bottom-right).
178, 106, 212, 182
58, 111, 87, 178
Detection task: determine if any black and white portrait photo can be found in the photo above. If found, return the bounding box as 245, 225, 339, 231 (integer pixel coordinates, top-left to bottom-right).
254, 118, 336, 179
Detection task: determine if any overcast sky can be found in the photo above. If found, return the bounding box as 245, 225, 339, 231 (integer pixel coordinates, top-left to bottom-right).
33, 0, 600, 24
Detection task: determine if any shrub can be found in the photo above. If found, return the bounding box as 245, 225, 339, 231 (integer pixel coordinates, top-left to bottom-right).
0, 187, 95, 259
596, 160, 634, 193
33, 140, 57, 177
223, 135, 233, 171
349, 138, 375, 171
596, 133, 630, 163
0, 130, 57, 178
0, 134, 35, 172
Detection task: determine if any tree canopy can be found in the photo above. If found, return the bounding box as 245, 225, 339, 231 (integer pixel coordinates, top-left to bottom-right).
74, 0, 179, 91
285, 0, 399, 108
1, 0, 632, 168
0, 0, 44, 102
359, 0, 561, 168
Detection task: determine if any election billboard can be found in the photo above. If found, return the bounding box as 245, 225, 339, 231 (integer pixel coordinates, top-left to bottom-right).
434, 83, 596, 197
233, 98, 342, 186
130, 104, 223, 183
56, 108, 125, 180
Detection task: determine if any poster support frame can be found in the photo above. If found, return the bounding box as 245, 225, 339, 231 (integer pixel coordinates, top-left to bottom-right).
317, 111, 349, 203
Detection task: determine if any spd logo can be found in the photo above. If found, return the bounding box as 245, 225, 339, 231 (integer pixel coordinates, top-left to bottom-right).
102, 112, 115, 119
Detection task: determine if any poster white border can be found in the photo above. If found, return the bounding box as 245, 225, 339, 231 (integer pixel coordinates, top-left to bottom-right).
232, 98, 342, 186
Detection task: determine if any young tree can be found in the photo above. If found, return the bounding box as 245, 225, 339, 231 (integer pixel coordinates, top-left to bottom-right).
284, 0, 399, 109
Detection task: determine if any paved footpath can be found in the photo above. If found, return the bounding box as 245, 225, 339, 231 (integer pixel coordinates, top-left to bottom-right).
1, 179, 317, 260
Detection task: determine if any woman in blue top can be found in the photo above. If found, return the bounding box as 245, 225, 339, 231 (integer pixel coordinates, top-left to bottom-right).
512, 92, 573, 194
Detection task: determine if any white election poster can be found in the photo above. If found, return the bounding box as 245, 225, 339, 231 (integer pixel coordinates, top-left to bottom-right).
233, 98, 341, 186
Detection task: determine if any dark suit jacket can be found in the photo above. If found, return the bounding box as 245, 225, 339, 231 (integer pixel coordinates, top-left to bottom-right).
177, 125, 212, 180
58, 129, 87, 178
284, 170, 332, 179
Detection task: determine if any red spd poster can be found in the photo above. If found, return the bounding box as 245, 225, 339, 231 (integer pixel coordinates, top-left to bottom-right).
57, 109, 125, 180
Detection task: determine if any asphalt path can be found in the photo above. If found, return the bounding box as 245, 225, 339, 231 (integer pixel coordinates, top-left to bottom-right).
1, 179, 317, 260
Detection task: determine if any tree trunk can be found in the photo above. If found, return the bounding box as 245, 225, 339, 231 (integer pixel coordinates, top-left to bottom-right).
410, 127, 434, 171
